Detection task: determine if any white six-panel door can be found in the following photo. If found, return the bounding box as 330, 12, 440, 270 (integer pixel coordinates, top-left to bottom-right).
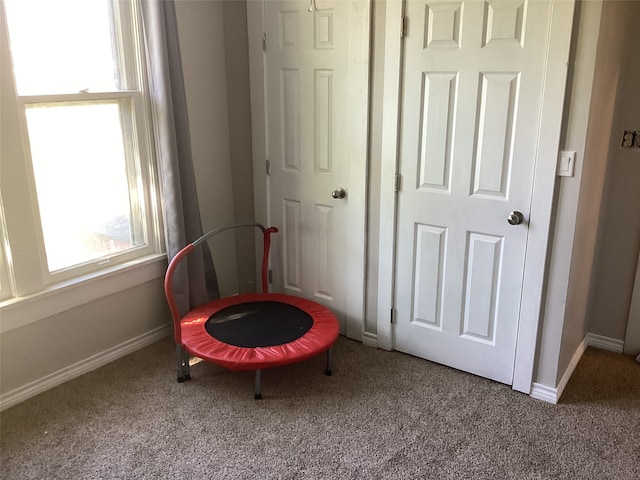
259, 1, 370, 336
394, 0, 561, 383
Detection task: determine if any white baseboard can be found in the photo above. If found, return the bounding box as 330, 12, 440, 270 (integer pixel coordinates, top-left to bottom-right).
555, 334, 589, 401
0, 324, 172, 412
531, 335, 588, 404
530, 332, 625, 404
362, 331, 378, 348
586, 332, 624, 353
530, 382, 559, 404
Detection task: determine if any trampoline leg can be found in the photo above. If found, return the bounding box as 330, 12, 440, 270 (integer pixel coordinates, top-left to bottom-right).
182, 347, 191, 381
254, 370, 263, 400
325, 348, 333, 376
176, 345, 191, 383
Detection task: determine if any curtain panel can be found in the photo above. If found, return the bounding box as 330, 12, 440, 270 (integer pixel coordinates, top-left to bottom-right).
140, 0, 219, 317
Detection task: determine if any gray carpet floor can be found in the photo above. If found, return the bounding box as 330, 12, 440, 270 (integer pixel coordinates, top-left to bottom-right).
1, 335, 639, 479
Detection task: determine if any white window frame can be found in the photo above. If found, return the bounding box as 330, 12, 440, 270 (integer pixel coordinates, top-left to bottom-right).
0, 197, 15, 302
0, 0, 165, 331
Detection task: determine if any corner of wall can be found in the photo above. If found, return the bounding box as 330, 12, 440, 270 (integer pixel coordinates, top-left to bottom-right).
534, 0, 603, 388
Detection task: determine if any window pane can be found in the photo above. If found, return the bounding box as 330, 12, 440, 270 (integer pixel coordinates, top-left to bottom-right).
25, 101, 146, 272
4, 0, 119, 94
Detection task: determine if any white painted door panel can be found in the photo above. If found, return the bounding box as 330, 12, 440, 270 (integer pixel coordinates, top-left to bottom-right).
394, 0, 559, 383
263, 1, 369, 335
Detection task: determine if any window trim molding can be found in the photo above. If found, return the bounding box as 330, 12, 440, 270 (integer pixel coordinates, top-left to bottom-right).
1, 0, 165, 300
0, 253, 166, 334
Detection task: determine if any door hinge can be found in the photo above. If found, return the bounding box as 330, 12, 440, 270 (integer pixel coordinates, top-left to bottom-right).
390, 308, 397, 324
400, 16, 407, 38
394, 173, 402, 192
262, 32, 267, 51
268, 269, 273, 284
266, 159, 270, 176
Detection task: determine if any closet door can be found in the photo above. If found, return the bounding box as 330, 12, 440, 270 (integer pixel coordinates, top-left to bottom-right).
255, 1, 370, 337
393, 0, 574, 384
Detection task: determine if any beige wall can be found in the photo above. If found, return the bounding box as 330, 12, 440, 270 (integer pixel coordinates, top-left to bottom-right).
534, 0, 605, 386
223, 0, 257, 294
557, 0, 638, 381
587, 0, 640, 342
556, 0, 627, 381
176, 0, 257, 295
0, 280, 169, 395
175, 0, 240, 296
538, 0, 640, 385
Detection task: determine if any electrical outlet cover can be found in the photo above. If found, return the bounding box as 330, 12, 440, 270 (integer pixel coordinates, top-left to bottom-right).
621, 130, 640, 150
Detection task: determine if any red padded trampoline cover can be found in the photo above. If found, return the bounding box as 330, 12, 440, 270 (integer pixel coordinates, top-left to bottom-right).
180, 293, 339, 371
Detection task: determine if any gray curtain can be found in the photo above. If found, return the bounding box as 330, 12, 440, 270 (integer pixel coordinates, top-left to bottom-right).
140, 0, 219, 317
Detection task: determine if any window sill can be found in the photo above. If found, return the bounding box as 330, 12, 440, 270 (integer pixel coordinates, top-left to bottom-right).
0, 254, 167, 334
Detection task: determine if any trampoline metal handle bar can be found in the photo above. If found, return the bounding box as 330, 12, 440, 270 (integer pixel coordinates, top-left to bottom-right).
164, 244, 194, 344
191, 222, 278, 294
164, 223, 279, 344
192, 223, 266, 247
261, 226, 278, 293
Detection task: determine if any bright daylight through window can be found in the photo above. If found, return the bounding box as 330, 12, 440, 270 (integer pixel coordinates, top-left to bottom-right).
1, 0, 160, 299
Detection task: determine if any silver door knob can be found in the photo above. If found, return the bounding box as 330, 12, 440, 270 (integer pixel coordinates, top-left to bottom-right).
331, 188, 346, 199
507, 211, 524, 225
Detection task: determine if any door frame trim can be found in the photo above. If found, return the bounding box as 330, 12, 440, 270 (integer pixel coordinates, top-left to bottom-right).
623, 249, 640, 354
375, 0, 404, 353
375, 0, 576, 393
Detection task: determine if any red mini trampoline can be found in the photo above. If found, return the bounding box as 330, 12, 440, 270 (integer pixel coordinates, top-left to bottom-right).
164, 224, 339, 399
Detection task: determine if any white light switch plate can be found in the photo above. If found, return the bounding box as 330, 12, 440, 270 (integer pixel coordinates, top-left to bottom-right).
558, 151, 576, 177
